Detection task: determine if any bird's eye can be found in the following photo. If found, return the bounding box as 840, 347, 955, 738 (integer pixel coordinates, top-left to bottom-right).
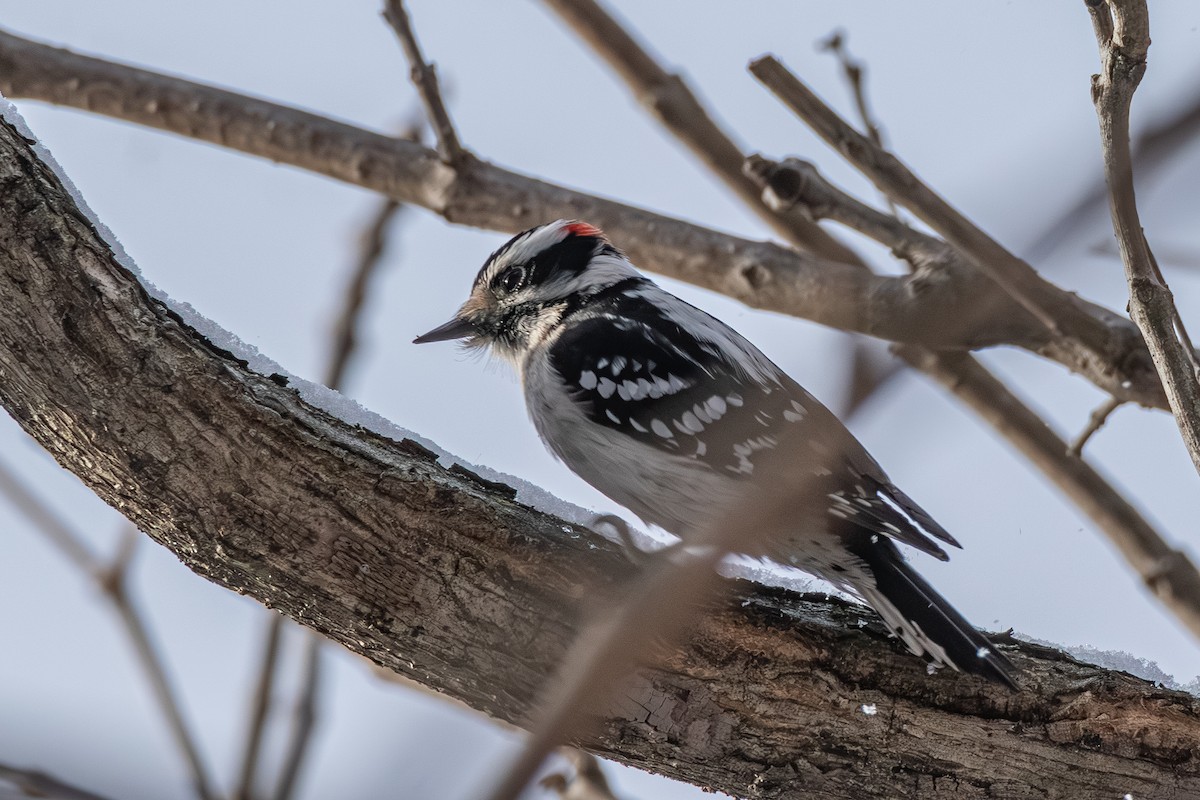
497, 265, 526, 295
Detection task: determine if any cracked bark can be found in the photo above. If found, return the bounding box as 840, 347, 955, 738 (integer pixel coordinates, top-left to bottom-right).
1, 104, 1197, 799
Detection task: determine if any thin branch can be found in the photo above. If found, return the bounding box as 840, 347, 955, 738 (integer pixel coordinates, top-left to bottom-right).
813, 31, 907, 414
816, 30, 900, 219
1026, 82, 1200, 261
1069, 395, 1123, 457
0, 762, 117, 800
0, 460, 216, 800
0, 27, 1175, 409
897, 346, 1200, 638
381, 0, 463, 165
234, 615, 284, 800
271, 636, 322, 800
539, 0, 864, 265
1087, 0, 1200, 478
104, 536, 216, 800
0, 455, 97, 574
326, 198, 403, 389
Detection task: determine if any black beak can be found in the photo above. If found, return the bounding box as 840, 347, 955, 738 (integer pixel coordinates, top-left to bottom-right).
413, 316, 476, 344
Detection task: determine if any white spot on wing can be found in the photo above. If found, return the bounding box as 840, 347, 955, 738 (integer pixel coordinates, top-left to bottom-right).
680, 410, 703, 433
727, 393, 744, 407
651, 419, 673, 438
605, 409, 620, 423
706, 395, 727, 418
611, 355, 627, 376
579, 370, 597, 390
878, 490, 927, 535
597, 378, 616, 398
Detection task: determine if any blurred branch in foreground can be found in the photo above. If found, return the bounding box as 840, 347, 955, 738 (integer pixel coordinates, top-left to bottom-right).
538, 751, 622, 800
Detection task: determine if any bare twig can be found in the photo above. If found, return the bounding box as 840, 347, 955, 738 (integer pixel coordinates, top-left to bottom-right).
817, 30, 900, 219
0, 762, 117, 800
382, 0, 462, 164
1069, 395, 1123, 457
898, 346, 1200, 638
0, 461, 216, 800
1087, 0, 1200, 478
813, 31, 907, 413
0, 456, 96, 574
539, 0, 863, 265
0, 27, 1176, 408
234, 615, 284, 800
105, 535, 215, 800
1027, 85, 1200, 261
326, 200, 403, 389
271, 635, 322, 800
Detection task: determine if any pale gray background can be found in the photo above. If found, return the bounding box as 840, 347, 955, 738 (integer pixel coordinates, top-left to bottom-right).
2, 2, 1199, 799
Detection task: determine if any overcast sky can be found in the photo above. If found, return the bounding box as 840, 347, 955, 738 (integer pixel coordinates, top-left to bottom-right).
2, 2, 1199, 799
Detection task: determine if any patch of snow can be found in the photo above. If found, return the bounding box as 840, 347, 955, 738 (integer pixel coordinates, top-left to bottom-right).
1014, 633, 1199, 696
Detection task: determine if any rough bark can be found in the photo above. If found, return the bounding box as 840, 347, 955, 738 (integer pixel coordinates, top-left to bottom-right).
0, 112, 1197, 799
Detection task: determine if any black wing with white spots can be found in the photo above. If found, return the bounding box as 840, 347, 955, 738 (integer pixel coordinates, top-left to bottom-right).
548, 286, 961, 561
548, 300, 805, 476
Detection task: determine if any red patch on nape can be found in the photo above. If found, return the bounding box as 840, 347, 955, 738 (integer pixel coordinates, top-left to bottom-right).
564, 221, 605, 239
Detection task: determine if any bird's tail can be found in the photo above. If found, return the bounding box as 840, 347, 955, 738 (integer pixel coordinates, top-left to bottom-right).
849, 537, 1020, 689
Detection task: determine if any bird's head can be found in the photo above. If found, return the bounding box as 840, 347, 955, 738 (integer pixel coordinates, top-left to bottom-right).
413, 219, 636, 362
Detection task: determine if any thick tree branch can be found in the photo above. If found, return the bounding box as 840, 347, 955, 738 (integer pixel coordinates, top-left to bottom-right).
0, 28, 1170, 410
1087, 0, 1200, 478
2, 101, 1198, 800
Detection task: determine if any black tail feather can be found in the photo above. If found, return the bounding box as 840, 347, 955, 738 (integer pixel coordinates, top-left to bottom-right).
851, 537, 1020, 690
